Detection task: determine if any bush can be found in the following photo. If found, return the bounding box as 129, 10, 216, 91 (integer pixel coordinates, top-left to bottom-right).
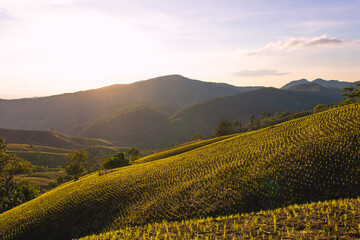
102, 152, 129, 170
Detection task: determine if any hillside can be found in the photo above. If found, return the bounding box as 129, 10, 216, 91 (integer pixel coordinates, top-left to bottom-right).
0, 128, 113, 149
72, 104, 168, 144
0, 128, 119, 167
75, 86, 342, 149
0, 103, 359, 239
163, 87, 342, 143
81, 196, 360, 239
0, 75, 260, 133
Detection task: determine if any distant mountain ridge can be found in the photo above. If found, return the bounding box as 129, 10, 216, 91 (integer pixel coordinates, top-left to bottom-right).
74, 86, 344, 148
0, 75, 354, 149
282, 78, 359, 90
0, 75, 261, 133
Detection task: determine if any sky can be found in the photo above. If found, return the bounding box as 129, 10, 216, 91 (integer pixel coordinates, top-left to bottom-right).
0, 0, 359, 99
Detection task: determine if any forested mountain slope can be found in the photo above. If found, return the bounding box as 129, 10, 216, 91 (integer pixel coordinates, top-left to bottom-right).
165, 87, 342, 143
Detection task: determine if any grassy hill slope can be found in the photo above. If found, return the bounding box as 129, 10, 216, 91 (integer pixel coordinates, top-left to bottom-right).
0, 103, 359, 240
0, 129, 119, 167
81, 196, 360, 239
135, 134, 237, 164
0, 128, 114, 149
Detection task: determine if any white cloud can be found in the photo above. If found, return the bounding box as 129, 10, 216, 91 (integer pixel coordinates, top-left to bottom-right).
0, 9, 14, 21
234, 69, 289, 77
246, 35, 345, 56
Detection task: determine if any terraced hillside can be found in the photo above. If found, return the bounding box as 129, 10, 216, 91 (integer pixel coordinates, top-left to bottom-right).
6, 143, 123, 168
0, 104, 359, 240
81, 196, 360, 239
135, 134, 236, 164
0, 129, 121, 167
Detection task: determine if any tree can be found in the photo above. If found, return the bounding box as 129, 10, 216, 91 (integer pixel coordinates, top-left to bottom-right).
260, 112, 267, 120
128, 148, 140, 162
190, 133, 204, 141
84, 142, 105, 173
248, 114, 256, 126
313, 104, 329, 113
102, 152, 129, 170
215, 119, 233, 137
0, 138, 32, 211
232, 119, 242, 132
341, 83, 360, 105
1, 181, 40, 213
66, 149, 88, 181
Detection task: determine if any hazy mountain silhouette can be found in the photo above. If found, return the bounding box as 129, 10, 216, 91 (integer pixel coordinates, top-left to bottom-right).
282, 78, 359, 90
0, 75, 260, 133
74, 86, 343, 148
0, 76, 351, 149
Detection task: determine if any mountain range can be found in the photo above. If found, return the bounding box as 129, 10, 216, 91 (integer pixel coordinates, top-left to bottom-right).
0, 75, 357, 149
281, 78, 360, 90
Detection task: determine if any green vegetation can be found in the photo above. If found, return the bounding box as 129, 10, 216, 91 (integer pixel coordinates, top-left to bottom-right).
0, 138, 37, 213
341, 82, 360, 104
0, 103, 359, 239
190, 133, 204, 141
214, 110, 313, 137
66, 149, 88, 181
127, 148, 140, 162
102, 152, 129, 170
80, 196, 360, 239
215, 119, 234, 137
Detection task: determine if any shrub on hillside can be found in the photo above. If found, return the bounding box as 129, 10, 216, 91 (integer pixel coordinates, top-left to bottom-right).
102, 152, 129, 170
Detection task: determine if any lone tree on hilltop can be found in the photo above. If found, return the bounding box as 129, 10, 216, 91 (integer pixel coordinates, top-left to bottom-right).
66, 149, 88, 181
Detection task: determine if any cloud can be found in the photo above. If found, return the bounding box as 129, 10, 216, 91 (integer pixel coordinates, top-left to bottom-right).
0, 9, 15, 21
246, 35, 345, 56
234, 69, 289, 77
